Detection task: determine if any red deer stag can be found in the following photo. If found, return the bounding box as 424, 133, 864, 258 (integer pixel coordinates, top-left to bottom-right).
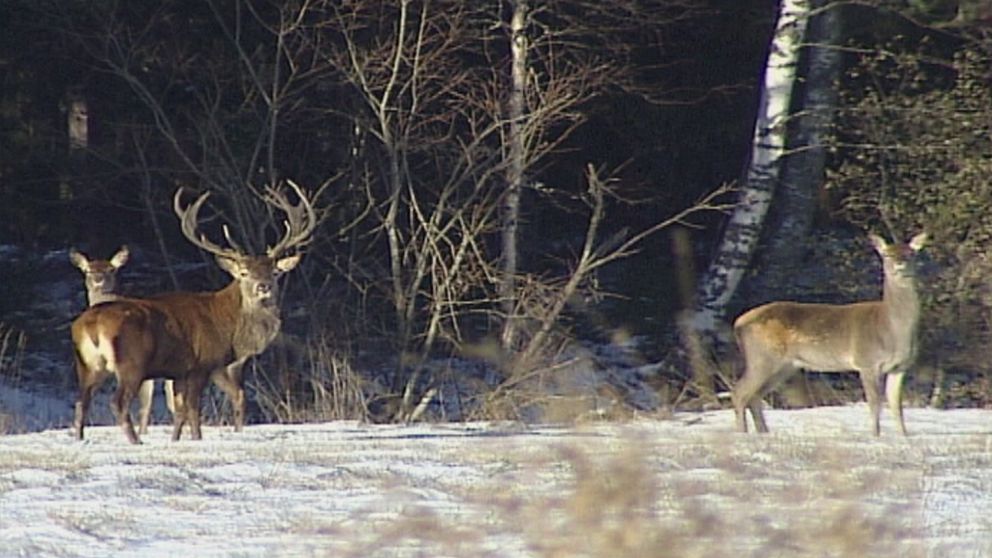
71, 181, 315, 443
732, 232, 927, 436
70, 246, 176, 434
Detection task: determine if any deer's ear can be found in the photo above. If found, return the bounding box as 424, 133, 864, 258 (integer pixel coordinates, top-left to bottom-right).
909, 232, 928, 252
215, 255, 243, 276
110, 246, 130, 269
275, 254, 301, 273
69, 249, 89, 272
868, 234, 888, 254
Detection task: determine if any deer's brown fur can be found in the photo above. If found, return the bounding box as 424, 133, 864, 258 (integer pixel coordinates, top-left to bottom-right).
731, 233, 927, 436
70, 246, 179, 434
71, 182, 313, 444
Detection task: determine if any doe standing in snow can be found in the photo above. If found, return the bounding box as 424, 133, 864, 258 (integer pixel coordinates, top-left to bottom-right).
731, 232, 927, 436
71, 181, 315, 444
70, 246, 176, 435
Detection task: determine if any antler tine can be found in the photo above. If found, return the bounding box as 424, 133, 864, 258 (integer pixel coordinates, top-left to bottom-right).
265, 179, 316, 257
173, 188, 242, 260
222, 224, 246, 253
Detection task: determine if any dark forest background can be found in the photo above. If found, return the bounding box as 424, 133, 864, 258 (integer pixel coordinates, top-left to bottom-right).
1, 0, 991, 427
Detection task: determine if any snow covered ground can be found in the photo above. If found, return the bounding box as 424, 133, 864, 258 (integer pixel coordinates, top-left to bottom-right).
2, 405, 992, 557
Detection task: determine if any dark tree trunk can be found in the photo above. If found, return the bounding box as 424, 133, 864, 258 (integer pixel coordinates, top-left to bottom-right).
738, 1, 841, 407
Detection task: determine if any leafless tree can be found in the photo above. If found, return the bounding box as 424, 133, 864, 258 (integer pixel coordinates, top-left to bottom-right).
52, 0, 727, 422
318, 0, 723, 420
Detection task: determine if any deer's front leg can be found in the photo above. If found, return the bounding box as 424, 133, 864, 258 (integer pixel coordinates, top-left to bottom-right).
860, 372, 885, 437
885, 370, 908, 436
171, 378, 188, 441
209, 358, 248, 431
137, 379, 155, 435
184, 372, 211, 441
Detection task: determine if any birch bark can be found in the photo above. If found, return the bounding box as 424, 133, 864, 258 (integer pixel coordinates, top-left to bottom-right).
743, 0, 840, 305
500, 1, 528, 351
680, 0, 811, 393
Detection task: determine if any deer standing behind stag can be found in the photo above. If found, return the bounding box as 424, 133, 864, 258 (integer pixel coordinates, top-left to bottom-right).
70, 245, 253, 435
731, 232, 927, 436
70, 245, 179, 434
70, 181, 315, 444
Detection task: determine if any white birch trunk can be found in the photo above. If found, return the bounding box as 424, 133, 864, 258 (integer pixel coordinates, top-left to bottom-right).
684, 0, 810, 372
742, 0, 840, 302
67, 95, 88, 151
500, 1, 528, 351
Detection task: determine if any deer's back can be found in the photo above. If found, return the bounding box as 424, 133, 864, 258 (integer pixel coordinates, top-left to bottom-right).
72, 294, 236, 379
734, 300, 884, 370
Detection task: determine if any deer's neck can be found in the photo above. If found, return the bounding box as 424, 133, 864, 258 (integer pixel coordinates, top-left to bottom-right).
234, 307, 281, 358
223, 282, 283, 358
881, 276, 920, 337
87, 290, 117, 307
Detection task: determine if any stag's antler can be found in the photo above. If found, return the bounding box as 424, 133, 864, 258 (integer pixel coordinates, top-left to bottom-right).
173, 188, 243, 260
265, 179, 316, 257
174, 182, 315, 259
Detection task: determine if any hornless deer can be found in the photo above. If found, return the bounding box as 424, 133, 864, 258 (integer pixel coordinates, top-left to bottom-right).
731, 232, 927, 436
70, 246, 130, 306
71, 181, 315, 443
70, 246, 176, 435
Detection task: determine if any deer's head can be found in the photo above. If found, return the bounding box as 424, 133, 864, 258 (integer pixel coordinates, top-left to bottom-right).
173, 181, 315, 311
70, 246, 130, 303
869, 232, 927, 288
214, 253, 302, 309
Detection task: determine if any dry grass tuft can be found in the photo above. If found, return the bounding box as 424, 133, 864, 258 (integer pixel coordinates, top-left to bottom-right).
251, 334, 369, 424
0, 323, 28, 435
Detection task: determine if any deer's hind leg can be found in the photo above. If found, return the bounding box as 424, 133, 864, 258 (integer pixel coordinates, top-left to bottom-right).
110, 378, 142, 445
73, 356, 109, 441
752, 364, 802, 433
733, 367, 767, 433
732, 348, 791, 433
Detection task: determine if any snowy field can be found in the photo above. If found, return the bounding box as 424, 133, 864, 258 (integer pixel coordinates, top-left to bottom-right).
3, 406, 992, 557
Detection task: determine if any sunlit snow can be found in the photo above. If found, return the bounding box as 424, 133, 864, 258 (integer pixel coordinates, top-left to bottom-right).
3, 404, 992, 557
